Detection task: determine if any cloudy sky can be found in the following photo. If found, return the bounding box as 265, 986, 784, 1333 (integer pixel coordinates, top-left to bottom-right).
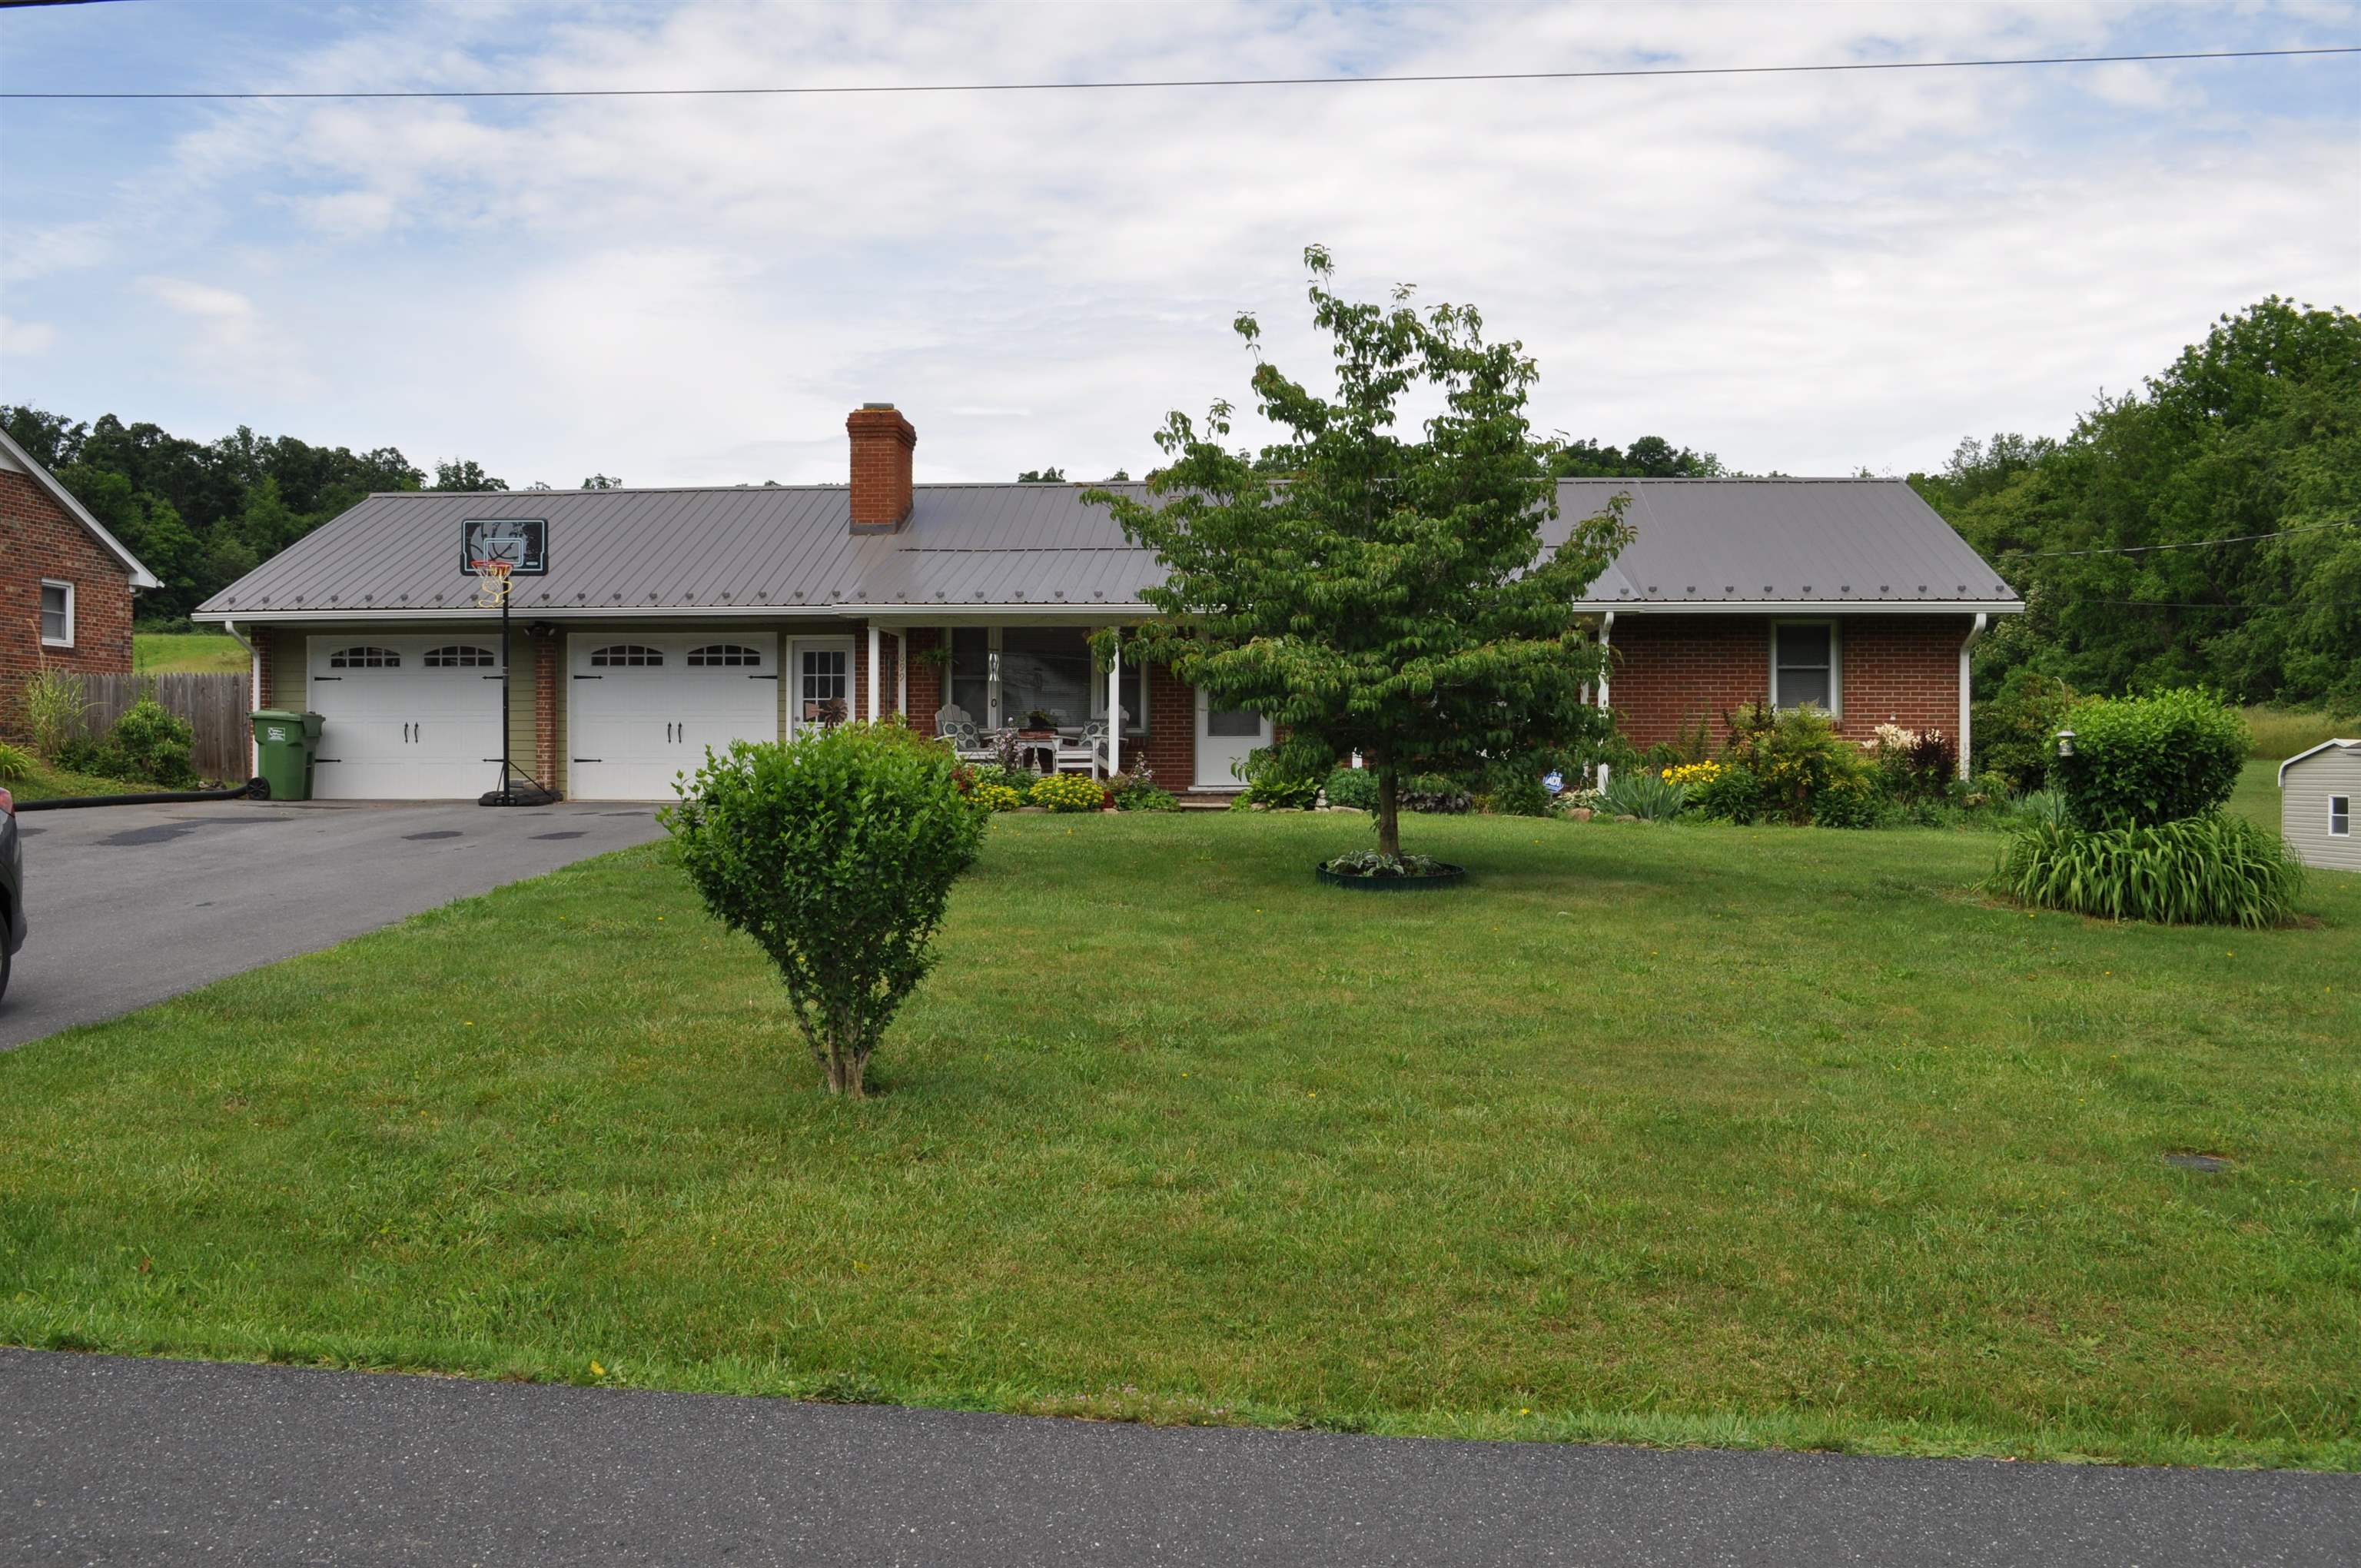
2, 1, 2355, 488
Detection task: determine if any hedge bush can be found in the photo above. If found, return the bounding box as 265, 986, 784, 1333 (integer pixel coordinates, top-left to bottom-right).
662, 721, 985, 1098
2050, 688, 2247, 830
1320, 765, 1379, 812
1971, 669, 2076, 793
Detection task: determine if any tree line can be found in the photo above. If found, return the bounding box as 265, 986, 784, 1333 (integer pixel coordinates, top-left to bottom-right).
1908, 297, 2358, 711
0, 407, 623, 623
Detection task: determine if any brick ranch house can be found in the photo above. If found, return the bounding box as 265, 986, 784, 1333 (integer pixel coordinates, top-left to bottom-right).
194, 405, 2021, 800
2, 427, 159, 728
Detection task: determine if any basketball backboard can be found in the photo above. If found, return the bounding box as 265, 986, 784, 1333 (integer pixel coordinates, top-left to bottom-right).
461, 517, 549, 576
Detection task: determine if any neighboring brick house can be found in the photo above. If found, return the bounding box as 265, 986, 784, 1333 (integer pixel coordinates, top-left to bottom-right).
1, 427, 159, 726
194, 405, 2020, 800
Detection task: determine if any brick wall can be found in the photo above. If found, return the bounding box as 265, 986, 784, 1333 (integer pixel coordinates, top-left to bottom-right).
1, 470, 137, 733
1608, 613, 1968, 749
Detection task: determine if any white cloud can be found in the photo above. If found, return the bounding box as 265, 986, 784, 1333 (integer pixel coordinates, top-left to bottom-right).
0, 316, 58, 357
5, 0, 2356, 482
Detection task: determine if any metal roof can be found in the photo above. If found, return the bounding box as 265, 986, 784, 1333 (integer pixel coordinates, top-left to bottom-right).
197, 477, 2019, 621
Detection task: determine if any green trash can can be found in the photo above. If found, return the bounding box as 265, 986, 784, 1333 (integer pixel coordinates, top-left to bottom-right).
249, 709, 324, 802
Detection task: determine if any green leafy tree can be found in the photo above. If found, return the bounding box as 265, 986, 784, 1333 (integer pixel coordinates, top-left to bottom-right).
579, 473, 623, 490
1914, 298, 2361, 709
1016, 467, 1067, 483
661, 722, 986, 1099
431, 460, 508, 491
1090, 246, 1630, 859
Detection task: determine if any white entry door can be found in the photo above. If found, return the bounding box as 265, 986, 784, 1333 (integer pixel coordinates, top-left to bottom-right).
307, 635, 506, 799
786, 638, 855, 737
1194, 687, 1270, 789
569, 633, 779, 800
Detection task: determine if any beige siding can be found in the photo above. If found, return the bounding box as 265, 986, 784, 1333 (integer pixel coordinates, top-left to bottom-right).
2282, 748, 2361, 873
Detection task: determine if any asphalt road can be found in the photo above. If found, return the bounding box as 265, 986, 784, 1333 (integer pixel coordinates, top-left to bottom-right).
2, 1352, 2354, 1567
0, 799, 665, 1051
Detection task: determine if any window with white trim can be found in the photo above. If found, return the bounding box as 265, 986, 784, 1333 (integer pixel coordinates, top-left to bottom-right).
2333, 795, 2351, 837
688, 643, 762, 667
1771, 620, 1839, 714
589, 644, 663, 667
327, 645, 400, 669
38, 580, 73, 648
423, 645, 496, 668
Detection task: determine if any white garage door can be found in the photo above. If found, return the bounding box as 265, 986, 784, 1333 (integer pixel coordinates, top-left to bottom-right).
308, 635, 506, 799
569, 633, 780, 800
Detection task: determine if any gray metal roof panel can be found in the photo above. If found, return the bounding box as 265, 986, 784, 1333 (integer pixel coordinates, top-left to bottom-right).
198, 477, 2017, 618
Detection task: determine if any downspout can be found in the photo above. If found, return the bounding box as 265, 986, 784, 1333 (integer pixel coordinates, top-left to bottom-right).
1958, 613, 1987, 780
1596, 610, 1615, 790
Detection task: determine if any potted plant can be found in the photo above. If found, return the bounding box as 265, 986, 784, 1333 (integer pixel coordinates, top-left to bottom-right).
1017, 707, 1058, 739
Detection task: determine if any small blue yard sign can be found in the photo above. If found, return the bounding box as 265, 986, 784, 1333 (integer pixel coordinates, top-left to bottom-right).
1542, 770, 1565, 796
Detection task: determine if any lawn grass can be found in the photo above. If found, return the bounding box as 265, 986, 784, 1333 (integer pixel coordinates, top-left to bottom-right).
133, 630, 247, 674
2, 812, 2356, 1468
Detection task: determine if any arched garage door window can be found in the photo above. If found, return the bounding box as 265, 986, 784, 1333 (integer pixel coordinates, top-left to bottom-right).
589, 645, 664, 667
688, 644, 762, 667
423, 645, 497, 668
327, 646, 400, 669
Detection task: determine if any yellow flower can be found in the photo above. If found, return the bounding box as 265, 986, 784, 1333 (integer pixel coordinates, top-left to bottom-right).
590, 1360, 606, 1377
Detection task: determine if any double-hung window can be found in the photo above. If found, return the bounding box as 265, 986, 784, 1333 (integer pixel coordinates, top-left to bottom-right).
1771, 621, 1838, 714
38, 580, 73, 648
2333, 795, 2352, 838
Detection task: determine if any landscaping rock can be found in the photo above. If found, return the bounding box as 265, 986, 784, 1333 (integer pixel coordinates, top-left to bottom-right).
1615, 813, 1640, 823
1017, 806, 1050, 814
1566, 807, 1594, 822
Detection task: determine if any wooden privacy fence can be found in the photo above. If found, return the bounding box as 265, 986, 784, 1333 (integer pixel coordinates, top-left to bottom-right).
67, 673, 251, 782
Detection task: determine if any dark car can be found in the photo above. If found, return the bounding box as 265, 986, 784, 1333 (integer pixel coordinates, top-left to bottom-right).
1, 786, 21, 1003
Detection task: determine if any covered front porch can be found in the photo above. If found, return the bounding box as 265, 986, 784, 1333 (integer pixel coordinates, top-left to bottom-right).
854, 616, 1264, 792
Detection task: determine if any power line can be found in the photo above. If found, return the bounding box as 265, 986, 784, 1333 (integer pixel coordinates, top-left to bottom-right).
3, 45, 2354, 101
1995, 519, 2360, 559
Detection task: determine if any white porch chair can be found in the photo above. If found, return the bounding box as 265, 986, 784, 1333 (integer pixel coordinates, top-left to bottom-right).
935, 703, 996, 765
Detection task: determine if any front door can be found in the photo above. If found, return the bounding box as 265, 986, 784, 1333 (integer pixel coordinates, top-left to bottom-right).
787, 638, 855, 737
1194, 687, 1270, 790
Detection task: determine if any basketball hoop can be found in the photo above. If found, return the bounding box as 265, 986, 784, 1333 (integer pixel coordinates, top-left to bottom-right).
470, 559, 515, 609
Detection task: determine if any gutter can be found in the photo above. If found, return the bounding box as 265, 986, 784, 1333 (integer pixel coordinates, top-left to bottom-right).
197, 603, 1160, 627
1958, 613, 1988, 779
221, 618, 261, 779
1596, 610, 1615, 790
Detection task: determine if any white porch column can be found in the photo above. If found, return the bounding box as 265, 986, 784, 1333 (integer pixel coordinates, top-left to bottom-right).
895, 632, 908, 719
1107, 636, 1123, 776
865, 624, 881, 721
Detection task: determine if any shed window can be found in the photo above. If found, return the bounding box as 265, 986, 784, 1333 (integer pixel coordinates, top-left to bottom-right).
1771, 621, 1838, 714
589, 644, 663, 667
423, 645, 496, 668
38, 580, 73, 647
327, 646, 400, 669
688, 643, 762, 667
2333, 796, 2351, 838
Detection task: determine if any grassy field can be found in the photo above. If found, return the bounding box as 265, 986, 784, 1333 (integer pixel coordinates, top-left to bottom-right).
2243, 705, 2355, 762
2, 811, 2355, 1468
133, 630, 247, 674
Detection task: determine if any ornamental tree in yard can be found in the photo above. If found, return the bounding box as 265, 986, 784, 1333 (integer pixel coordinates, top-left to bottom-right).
1089, 246, 1632, 859
661, 722, 985, 1098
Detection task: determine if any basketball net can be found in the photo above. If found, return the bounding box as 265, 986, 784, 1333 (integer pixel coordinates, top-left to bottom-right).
470, 559, 515, 610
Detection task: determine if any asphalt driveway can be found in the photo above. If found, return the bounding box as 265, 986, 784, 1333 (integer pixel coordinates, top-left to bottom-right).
0, 799, 665, 1051
3, 1350, 2356, 1566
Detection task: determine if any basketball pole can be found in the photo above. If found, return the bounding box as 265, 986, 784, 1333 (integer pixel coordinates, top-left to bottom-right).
497, 576, 513, 805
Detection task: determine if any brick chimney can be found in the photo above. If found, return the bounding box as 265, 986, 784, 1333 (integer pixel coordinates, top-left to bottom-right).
847, 403, 916, 533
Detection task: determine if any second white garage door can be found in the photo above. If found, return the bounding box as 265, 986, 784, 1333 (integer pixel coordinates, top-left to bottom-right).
568, 633, 781, 800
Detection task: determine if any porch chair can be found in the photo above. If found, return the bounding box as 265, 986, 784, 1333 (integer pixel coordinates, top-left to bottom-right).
1053, 723, 1104, 779
934, 703, 995, 765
